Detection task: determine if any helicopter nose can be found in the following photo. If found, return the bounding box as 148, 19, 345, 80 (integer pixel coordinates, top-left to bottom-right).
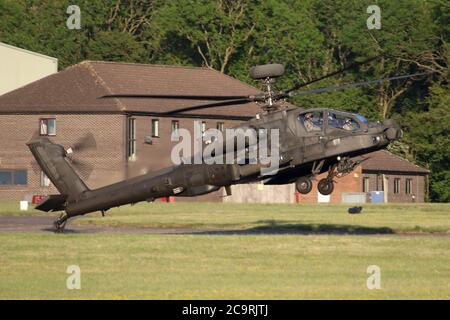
382, 119, 403, 141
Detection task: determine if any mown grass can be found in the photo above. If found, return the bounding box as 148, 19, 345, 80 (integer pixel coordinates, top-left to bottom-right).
1, 202, 448, 299
0, 201, 49, 216
0, 232, 449, 299
72, 202, 450, 234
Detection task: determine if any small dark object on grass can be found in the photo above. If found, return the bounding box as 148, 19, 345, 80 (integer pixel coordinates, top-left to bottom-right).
348, 206, 363, 214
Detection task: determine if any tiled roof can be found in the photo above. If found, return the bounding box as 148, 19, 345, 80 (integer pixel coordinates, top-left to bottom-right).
0, 61, 262, 118
361, 150, 429, 174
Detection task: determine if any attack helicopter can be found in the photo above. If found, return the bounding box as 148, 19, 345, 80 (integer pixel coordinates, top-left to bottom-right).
27, 56, 430, 231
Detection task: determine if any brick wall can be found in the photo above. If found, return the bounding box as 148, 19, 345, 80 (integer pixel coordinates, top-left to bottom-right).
0, 114, 125, 200
362, 172, 426, 203
296, 165, 363, 204
126, 115, 244, 202
0, 113, 427, 204
224, 183, 296, 203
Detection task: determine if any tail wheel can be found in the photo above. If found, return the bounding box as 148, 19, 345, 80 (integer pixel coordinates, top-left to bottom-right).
296, 178, 313, 194
318, 178, 334, 195
54, 212, 68, 233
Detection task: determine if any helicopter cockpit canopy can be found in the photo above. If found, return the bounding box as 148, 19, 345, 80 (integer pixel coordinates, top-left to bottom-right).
327, 111, 361, 131
298, 109, 368, 132
355, 114, 368, 123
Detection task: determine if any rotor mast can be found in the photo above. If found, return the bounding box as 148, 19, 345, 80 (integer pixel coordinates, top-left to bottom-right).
249, 63, 286, 113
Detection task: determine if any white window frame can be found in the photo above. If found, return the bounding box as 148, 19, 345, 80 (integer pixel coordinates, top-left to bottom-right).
362, 177, 370, 193
394, 178, 400, 194
152, 119, 159, 137
405, 178, 412, 194
171, 120, 179, 135
39, 118, 56, 136
128, 118, 136, 159
40, 171, 51, 187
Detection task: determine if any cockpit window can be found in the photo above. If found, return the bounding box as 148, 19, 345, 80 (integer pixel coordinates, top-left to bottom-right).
298, 111, 324, 132
328, 112, 360, 131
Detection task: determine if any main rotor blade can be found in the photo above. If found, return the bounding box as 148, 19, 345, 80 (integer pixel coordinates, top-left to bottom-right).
284, 55, 384, 94
163, 98, 255, 115
101, 93, 252, 101
288, 72, 433, 97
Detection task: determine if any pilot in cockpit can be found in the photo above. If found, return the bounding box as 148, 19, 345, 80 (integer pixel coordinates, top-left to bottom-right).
342, 118, 354, 131
303, 113, 321, 131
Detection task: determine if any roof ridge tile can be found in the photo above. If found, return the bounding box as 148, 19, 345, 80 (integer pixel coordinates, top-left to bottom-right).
361, 149, 429, 174
82, 62, 125, 111
383, 149, 429, 172
85, 60, 210, 70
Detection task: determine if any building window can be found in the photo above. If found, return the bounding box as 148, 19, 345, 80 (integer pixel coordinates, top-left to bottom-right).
0, 171, 12, 185
0, 170, 27, 185
406, 178, 412, 194
216, 122, 224, 131
394, 178, 400, 194
151, 119, 159, 137
40, 171, 51, 187
201, 121, 207, 133
127, 118, 136, 159
362, 177, 370, 193
171, 120, 179, 135
39, 118, 56, 136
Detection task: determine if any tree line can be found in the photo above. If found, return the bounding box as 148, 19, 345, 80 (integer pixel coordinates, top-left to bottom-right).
0, 0, 448, 201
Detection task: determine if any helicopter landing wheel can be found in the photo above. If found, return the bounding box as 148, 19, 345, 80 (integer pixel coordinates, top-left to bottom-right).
318, 178, 334, 195
54, 212, 68, 233
295, 178, 313, 194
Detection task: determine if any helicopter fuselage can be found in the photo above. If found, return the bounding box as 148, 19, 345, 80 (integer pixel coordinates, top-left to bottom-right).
52, 107, 402, 217
26, 59, 423, 232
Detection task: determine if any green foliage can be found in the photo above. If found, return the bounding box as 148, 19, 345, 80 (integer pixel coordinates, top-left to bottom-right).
86, 31, 146, 62
401, 84, 450, 202
0, 0, 448, 201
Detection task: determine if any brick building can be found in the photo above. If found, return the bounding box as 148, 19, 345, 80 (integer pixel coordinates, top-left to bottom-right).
0, 60, 429, 204
0, 61, 259, 201
281, 150, 429, 204
359, 150, 429, 203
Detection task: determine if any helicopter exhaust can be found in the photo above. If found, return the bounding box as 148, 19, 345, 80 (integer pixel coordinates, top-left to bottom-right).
382, 119, 403, 141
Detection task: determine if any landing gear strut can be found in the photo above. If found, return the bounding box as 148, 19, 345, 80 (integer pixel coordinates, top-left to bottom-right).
54, 212, 68, 233
317, 157, 366, 196
336, 157, 364, 176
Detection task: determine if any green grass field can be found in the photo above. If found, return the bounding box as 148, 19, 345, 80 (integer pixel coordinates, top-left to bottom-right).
78, 202, 450, 234
0, 202, 449, 299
